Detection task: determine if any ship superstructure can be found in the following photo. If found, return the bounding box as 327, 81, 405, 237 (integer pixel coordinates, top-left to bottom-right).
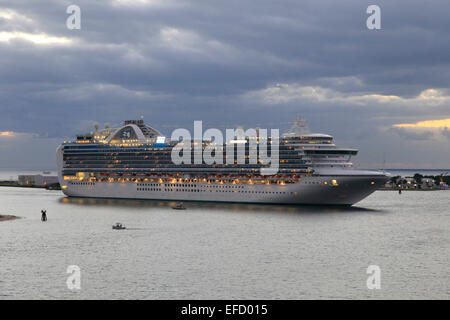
56, 119, 389, 205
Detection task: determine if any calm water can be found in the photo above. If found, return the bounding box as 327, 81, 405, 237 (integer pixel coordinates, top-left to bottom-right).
0, 187, 449, 299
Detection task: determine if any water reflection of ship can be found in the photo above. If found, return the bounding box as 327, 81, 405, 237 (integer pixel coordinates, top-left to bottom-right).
58, 197, 382, 214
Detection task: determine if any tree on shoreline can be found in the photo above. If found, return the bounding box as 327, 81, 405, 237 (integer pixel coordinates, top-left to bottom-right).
413, 173, 423, 185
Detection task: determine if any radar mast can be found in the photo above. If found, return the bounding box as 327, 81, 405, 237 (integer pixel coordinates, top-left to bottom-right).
284, 115, 310, 136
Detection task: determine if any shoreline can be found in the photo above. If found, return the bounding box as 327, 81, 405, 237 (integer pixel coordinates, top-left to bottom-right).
0, 181, 61, 190
0, 215, 20, 222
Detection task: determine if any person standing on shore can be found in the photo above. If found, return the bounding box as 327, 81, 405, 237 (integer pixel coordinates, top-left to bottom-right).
41, 209, 47, 222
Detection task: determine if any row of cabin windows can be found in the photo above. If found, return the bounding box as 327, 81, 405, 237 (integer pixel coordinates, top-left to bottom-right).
63, 151, 291, 157
63, 146, 294, 153
69, 181, 324, 187
138, 183, 244, 189
70, 181, 95, 185
137, 188, 295, 195
63, 159, 304, 164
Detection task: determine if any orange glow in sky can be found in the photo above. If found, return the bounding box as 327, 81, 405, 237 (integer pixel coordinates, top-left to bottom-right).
393, 118, 450, 128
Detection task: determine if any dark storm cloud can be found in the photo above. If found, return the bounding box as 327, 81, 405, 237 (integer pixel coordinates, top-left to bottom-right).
0, 0, 450, 168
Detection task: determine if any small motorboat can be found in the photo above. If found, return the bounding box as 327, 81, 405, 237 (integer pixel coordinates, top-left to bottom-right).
172, 202, 186, 210
112, 222, 126, 230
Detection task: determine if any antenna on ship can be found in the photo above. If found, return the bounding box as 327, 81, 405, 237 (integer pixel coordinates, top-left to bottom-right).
286, 115, 310, 135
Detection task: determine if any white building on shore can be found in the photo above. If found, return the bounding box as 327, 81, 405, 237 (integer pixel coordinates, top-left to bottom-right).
421, 178, 436, 189
18, 174, 59, 187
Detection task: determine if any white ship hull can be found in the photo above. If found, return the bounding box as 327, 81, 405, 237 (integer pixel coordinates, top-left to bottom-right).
59, 174, 387, 206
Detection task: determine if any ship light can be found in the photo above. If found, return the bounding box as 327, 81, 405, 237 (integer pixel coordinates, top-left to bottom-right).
331, 179, 338, 186
230, 139, 247, 144
371, 181, 375, 185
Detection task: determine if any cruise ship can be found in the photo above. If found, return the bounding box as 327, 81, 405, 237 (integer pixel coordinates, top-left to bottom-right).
56, 118, 389, 205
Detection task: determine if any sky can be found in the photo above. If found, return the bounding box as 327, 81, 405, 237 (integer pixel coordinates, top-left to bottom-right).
0, 0, 449, 170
